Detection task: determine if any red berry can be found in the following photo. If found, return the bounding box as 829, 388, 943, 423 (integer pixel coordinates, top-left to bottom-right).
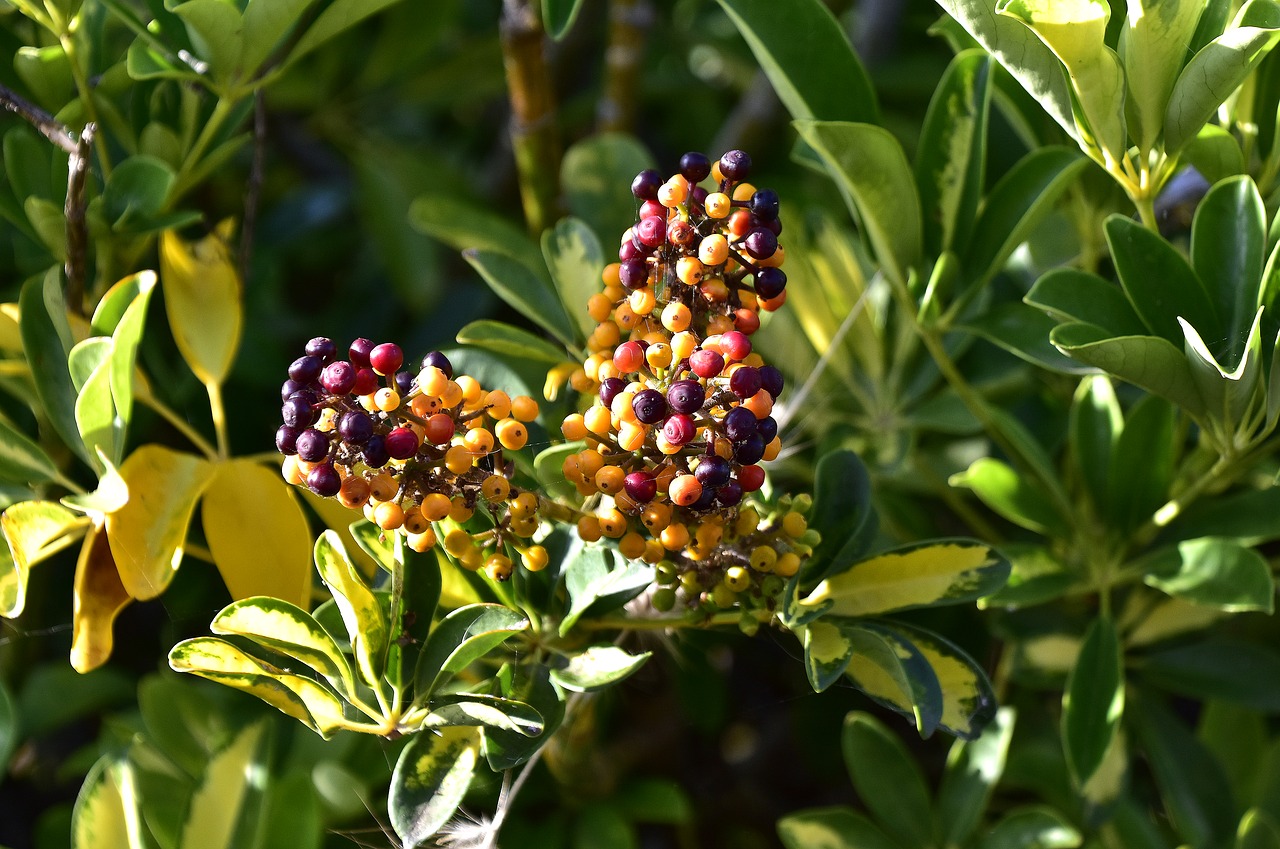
720, 331, 752, 361
690, 349, 724, 379
352, 367, 379, 396
370, 343, 403, 376
424, 413, 455, 445
639, 199, 665, 220
662, 413, 696, 445
738, 464, 765, 491
385, 427, 419, 460
636, 215, 665, 247
349, 338, 374, 368
624, 471, 658, 502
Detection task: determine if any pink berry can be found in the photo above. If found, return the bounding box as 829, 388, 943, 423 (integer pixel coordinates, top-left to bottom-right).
720, 331, 752, 362
370, 343, 403, 376
690, 349, 724, 379
385, 427, 419, 460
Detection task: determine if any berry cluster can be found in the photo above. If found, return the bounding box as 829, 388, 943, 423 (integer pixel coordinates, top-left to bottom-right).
560, 150, 810, 610
276, 338, 547, 580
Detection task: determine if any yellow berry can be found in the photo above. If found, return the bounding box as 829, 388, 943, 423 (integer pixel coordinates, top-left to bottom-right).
578, 515, 602, 542
403, 507, 430, 535
598, 508, 628, 538
750, 545, 778, 571
704, 191, 731, 218
782, 511, 808, 538
698, 233, 728, 266
662, 302, 692, 333
485, 390, 512, 420
619, 532, 647, 560
725, 565, 751, 592
464, 427, 495, 455
775, 552, 801, 577
374, 501, 404, 531
521, 545, 549, 571
595, 465, 626, 495
369, 472, 398, 502
645, 343, 673, 370
671, 331, 697, 361
588, 292, 613, 322
629, 287, 657, 316
420, 366, 448, 396
660, 523, 690, 551
445, 445, 473, 474
485, 553, 513, 582
421, 492, 452, 521
677, 256, 704, 286
407, 527, 437, 553
440, 380, 464, 408
585, 405, 613, 436
512, 491, 539, 518
482, 474, 511, 502
449, 498, 474, 522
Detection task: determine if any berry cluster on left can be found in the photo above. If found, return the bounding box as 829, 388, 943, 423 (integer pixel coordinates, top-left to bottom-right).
276, 337, 548, 579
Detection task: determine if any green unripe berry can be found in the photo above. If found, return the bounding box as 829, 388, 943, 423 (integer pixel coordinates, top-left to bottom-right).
792, 493, 813, 514
680, 571, 702, 593
761, 575, 785, 597
656, 560, 679, 585
712, 583, 737, 608
652, 587, 677, 612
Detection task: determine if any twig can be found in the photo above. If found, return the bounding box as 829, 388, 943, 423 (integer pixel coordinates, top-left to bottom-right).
0, 81, 77, 154
65, 122, 94, 314
500, 0, 561, 235
596, 0, 653, 133
240, 92, 266, 285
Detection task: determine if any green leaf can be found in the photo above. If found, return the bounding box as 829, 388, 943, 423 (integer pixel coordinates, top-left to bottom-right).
409, 193, 545, 281
614, 779, 693, 824
1121, 0, 1208, 152
979, 545, 1078, 610
842, 712, 935, 847
1130, 692, 1236, 849
106, 271, 156, 463
21, 269, 91, 466
102, 156, 174, 229
1192, 175, 1267, 364
424, 693, 544, 737
0, 413, 57, 485
211, 596, 354, 695
1069, 376, 1121, 514
1025, 268, 1147, 337
74, 345, 116, 471
997, 0, 1126, 160
980, 806, 1082, 849
289, 0, 405, 63
952, 458, 1069, 535
172, 0, 244, 88
1239, 809, 1280, 849
72, 755, 144, 849
456, 320, 569, 365
257, 772, 322, 849
389, 726, 480, 847
1182, 309, 1264, 434
560, 133, 655, 252
1050, 323, 1206, 418
559, 544, 654, 635
14, 45, 71, 111
1184, 125, 1248, 184
802, 450, 876, 584
1061, 616, 1123, 788
1109, 394, 1176, 533
793, 120, 922, 286
1165, 5, 1280, 153
1161, 485, 1280, 543
240, 0, 312, 75
2, 499, 89, 617
1136, 638, 1280, 710
916, 50, 993, 256
802, 619, 857, 693
778, 807, 900, 849
313, 530, 388, 689
962, 147, 1087, 292
550, 644, 650, 692
178, 722, 267, 849
542, 0, 584, 39
843, 621, 945, 737
1144, 537, 1274, 611
801, 538, 1010, 617
415, 603, 527, 697
938, 707, 1016, 847
0, 678, 14, 776
543, 217, 603, 345
959, 301, 1097, 374
715, 0, 878, 124
463, 248, 576, 350
483, 664, 565, 771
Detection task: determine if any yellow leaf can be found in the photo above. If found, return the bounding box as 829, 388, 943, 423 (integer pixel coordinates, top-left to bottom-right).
202, 460, 312, 609
159, 227, 242, 386
107, 445, 213, 600
313, 531, 388, 689
72, 755, 146, 849
1, 499, 90, 617
0, 303, 21, 354
179, 722, 265, 849
71, 520, 132, 673
169, 636, 323, 734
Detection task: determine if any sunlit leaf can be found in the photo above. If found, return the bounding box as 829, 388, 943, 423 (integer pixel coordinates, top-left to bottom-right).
778, 807, 900, 849
159, 226, 242, 386
313, 530, 388, 689
71, 755, 145, 849
211, 596, 354, 694
938, 707, 1016, 846
178, 722, 267, 849
551, 644, 650, 692
416, 603, 527, 696
389, 726, 481, 847
1, 499, 89, 617
70, 521, 131, 673
1062, 617, 1123, 788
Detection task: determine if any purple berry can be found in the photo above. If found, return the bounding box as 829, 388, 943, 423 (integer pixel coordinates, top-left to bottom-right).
394, 371, 415, 395
694, 455, 732, 488
362, 434, 389, 468
754, 268, 787, 300
724, 406, 758, 441
305, 337, 337, 362
749, 189, 779, 221
758, 367, 784, 399
716, 481, 744, 507
689, 185, 708, 210
307, 464, 341, 497
744, 228, 778, 260
624, 471, 658, 502
620, 258, 649, 289
421, 350, 453, 379
729, 366, 762, 400
632, 388, 668, 425
632, 169, 662, 200
289, 355, 323, 384
321, 361, 357, 395
719, 150, 752, 182
764, 216, 783, 236
600, 377, 627, 409
733, 433, 766, 465
295, 428, 330, 463
281, 396, 315, 429
680, 152, 712, 183
276, 425, 300, 455
338, 410, 374, 444
666, 380, 705, 414
757, 415, 778, 443
349, 338, 375, 369
281, 379, 305, 401
690, 487, 717, 511
385, 427, 419, 460
619, 239, 645, 262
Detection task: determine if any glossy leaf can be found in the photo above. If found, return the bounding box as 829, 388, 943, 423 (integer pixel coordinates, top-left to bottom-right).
543, 217, 603, 345
70, 522, 131, 673
389, 726, 481, 847
313, 531, 388, 689
2, 499, 89, 617
1161, 485, 1280, 544
408, 193, 545, 277
71, 755, 144, 849
102, 156, 174, 228
202, 459, 312, 609
716, 0, 878, 124
172, 0, 244, 87
463, 248, 576, 349
954, 456, 1068, 535
802, 449, 876, 585
1144, 537, 1274, 611
21, 269, 90, 465
159, 225, 242, 386
542, 0, 584, 39
289, 0, 406, 64
178, 722, 267, 849
415, 603, 527, 696
916, 50, 992, 256
456, 319, 569, 365
560, 133, 656, 252
1165, 5, 1280, 153
884, 622, 997, 739
106, 445, 211, 600
842, 622, 946, 738
211, 596, 353, 693
1184, 125, 1248, 184
1239, 809, 1280, 849
106, 271, 156, 460
1061, 617, 1123, 788
778, 807, 900, 849
1182, 310, 1264, 433
423, 693, 543, 737
842, 713, 935, 847
1195, 176, 1267, 361
484, 664, 565, 771
1051, 323, 1206, 418
960, 301, 1096, 374
1109, 394, 1176, 533
980, 806, 1082, 849
559, 544, 653, 635
1069, 376, 1121, 514
1121, 0, 1207, 151
74, 346, 116, 473
0, 412, 57, 485
801, 538, 1010, 617
240, 0, 313, 74
802, 620, 857, 693
938, 707, 1016, 846
550, 644, 650, 692
793, 120, 922, 286
1024, 268, 1147, 337
1136, 639, 1280, 710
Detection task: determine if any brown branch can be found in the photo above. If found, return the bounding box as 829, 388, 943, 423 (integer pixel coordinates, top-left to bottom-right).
64, 122, 94, 314
500, 0, 561, 235
596, 0, 653, 133
239, 92, 266, 285
0, 81, 77, 154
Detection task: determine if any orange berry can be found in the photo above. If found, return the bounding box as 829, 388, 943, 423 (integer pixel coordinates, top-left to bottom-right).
578, 515, 602, 542
760, 290, 787, 311
595, 465, 625, 494
282, 456, 305, 486
598, 508, 627, 538
588, 292, 613, 322
562, 413, 588, 440
743, 390, 774, 419
698, 234, 729, 266
629, 287, 657, 316
482, 474, 511, 502
449, 498, 474, 522
677, 257, 704, 286
727, 208, 752, 237
641, 502, 672, 533
403, 507, 431, 535
617, 421, 647, 451
369, 473, 398, 502
585, 405, 613, 435
614, 301, 640, 331
424, 413, 455, 445
338, 476, 371, 510
594, 321, 621, 348
511, 395, 539, 421
602, 262, 622, 287
374, 501, 405, 531
704, 192, 731, 218
521, 545, 549, 572
420, 365, 449, 396
662, 302, 692, 332
464, 427, 495, 455
669, 474, 703, 507
660, 522, 690, 550
763, 435, 782, 461
456, 375, 483, 405
375, 388, 400, 412
496, 419, 528, 450
445, 445, 473, 474
421, 492, 452, 521
619, 532, 646, 560
511, 491, 540, 518
440, 380, 464, 408
407, 528, 438, 553
731, 182, 756, 201
485, 390, 512, 420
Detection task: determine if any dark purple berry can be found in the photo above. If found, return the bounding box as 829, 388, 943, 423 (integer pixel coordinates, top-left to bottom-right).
666, 380, 705, 414
749, 189, 780, 221
757, 415, 779, 443
744, 228, 778, 260
281, 379, 305, 401
680, 152, 712, 183
689, 185, 708, 210
690, 487, 717, 512
338, 410, 374, 444
307, 464, 341, 497
733, 433, 766, 465
282, 396, 315, 429
349, 338, 375, 369
624, 471, 658, 502
730, 366, 762, 399
305, 337, 337, 362
385, 427, 419, 460
758, 367, 784, 399
719, 150, 752, 182
276, 425, 300, 455
619, 239, 645, 262
362, 434, 389, 468
754, 267, 787, 300
620, 258, 649, 289
321, 361, 357, 395
600, 377, 627, 409
764, 216, 783, 236
394, 371, 414, 395
289, 355, 323, 384
295, 428, 330, 463
694, 455, 732, 488
716, 480, 744, 507
421, 350, 453, 379
632, 388, 668, 425
724, 406, 758, 441
663, 413, 696, 446
632, 169, 662, 200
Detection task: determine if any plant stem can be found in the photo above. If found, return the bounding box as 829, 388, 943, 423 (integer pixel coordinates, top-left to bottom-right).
577, 609, 742, 632
0, 81, 77, 154
138, 390, 219, 461
172, 97, 236, 202
59, 31, 112, 177
596, 0, 652, 132
1133, 191, 1158, 232
500, 0, 561, 235
64, 122, 93, 314
207, 381, 230, 460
